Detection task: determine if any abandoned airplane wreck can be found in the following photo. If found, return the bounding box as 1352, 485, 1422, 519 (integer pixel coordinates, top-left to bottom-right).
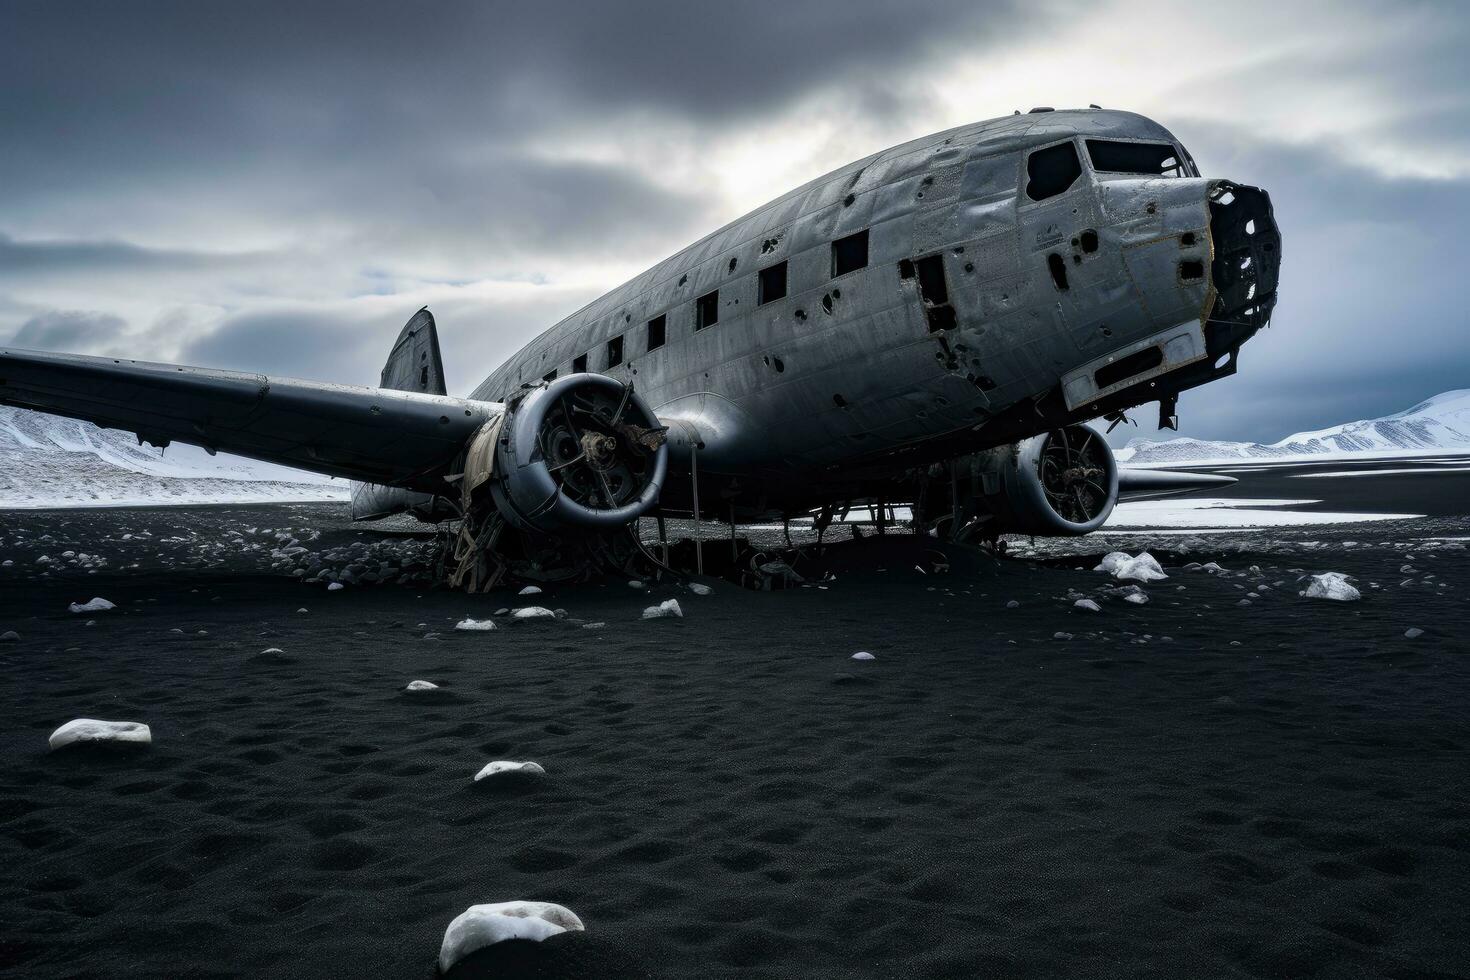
0, 107, 1281, 587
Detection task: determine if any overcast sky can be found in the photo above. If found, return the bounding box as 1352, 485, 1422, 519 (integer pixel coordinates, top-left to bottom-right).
3, 0, 1467, 446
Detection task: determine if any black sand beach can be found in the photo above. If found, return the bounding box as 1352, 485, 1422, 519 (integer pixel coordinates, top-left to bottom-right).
2, 468, 1469, 978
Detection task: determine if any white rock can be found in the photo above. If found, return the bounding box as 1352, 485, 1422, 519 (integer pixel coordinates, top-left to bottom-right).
455, 617, 499, 631
1073, 599, 1101, 612
0, 630, 19, 642
49, 718, 151, 751
327, 582, 344, 592
627, 579, 645, 590
260, 647, 285, 655
641, 599, 683, 619
405, 680, 440, 692
1093, 552, 1132, 574
1053, 631, 1074, 640
1199, 562, 1225, 574
1005, 599, 1020, 609
1404, 627, 1424, 639
511, 606, 556, 620
474, 760, 546, 781
851, 651, 875, 661
1119, 553, 1168, 583
688, 582, 713, 596
67, 597, 115, 614
1303, 572, 1361, 602
518, 585, 543, 596
296, 607, 309, 614
438, 901, 584, 973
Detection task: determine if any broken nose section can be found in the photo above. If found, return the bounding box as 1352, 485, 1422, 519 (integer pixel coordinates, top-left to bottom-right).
1206, 181, 1281, 367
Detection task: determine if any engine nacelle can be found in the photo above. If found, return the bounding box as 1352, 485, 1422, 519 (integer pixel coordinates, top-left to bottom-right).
487, 373, 668, 534
976, 424, 1119, 536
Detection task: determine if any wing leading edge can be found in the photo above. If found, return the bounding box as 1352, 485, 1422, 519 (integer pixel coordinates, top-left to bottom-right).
0, 347, 499, 492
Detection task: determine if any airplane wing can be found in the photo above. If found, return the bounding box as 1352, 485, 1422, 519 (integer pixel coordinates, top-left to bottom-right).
1117, 467, 1237, 500
0, 347, 499, 492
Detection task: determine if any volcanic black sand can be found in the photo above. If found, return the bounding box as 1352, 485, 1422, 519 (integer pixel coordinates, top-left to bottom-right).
2, 464, 1469, 978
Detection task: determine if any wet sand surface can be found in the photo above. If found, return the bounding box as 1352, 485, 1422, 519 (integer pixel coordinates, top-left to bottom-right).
2, 465, 1468, 978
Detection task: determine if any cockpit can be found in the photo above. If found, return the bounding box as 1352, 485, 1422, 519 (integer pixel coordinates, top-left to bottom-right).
1024, 135, 1200, 202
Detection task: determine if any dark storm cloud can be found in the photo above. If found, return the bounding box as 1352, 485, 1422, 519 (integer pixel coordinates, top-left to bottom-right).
9, 311, 129, 351
0, 0, 1041, 197
0, 233, 244, 276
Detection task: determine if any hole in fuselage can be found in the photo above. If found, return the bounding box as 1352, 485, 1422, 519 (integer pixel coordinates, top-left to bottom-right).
1047, 253, 1069, 290
1180, 259, 1205, 282
1080, 229, 1099, 253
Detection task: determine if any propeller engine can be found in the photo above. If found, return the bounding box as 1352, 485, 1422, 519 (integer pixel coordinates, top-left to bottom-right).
487, 374, 668, 534
977, 424, 1119, 535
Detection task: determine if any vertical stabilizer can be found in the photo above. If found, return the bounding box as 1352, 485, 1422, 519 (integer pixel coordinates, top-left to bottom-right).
380, 307, 447, 395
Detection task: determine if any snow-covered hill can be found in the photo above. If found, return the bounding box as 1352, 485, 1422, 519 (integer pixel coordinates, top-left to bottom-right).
0, 406, 349, 508
1117, 390, 1470, 466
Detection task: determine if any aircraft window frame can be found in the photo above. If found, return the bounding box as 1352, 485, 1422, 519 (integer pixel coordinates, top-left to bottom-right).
542, 369, 557, 383
572, 352, 588, 374
605, 334, 624, 369
758, 260, 788, 305
646, 313, 666, 352
1084, 138, 1189, 178
831, 229, 869, 279
695, 289, 719, 330
1024, 140, 1083, 202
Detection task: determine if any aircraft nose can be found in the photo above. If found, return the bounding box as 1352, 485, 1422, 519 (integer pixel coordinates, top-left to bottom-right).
1206, 181, 1281, 352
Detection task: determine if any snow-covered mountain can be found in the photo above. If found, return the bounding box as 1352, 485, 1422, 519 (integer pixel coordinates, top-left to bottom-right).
0, 406, 349, 508
1117, 390, 1470, 466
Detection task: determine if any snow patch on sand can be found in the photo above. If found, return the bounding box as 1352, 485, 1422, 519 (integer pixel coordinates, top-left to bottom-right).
641, 599, 683, 619
438, 901, 583, 973
474, 760, 545, 781
49, 718, 151, 751
1302, 572, 1361, 602
1106, 498, 1421, 529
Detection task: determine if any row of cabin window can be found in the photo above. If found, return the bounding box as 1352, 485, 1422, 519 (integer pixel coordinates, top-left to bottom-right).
544, 228, 869, 380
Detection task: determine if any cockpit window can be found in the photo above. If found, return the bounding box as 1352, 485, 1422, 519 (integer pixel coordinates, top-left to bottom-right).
1025, 142, 1082, 201
1086, 139, 1188, 178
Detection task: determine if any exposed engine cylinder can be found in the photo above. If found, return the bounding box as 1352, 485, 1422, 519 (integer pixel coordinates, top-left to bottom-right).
487, 373, 668, 534
979, 424, 1119, 535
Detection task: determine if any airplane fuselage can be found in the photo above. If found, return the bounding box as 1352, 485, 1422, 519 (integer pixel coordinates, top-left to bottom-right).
470, 108, 1278, 518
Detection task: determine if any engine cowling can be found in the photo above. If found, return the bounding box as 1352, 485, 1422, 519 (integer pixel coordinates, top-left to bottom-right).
978, 424, 1119, 535
487, 373, 668, 534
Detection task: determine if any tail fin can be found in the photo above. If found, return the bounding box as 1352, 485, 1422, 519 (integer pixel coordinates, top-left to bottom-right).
380, 307, 447, 395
